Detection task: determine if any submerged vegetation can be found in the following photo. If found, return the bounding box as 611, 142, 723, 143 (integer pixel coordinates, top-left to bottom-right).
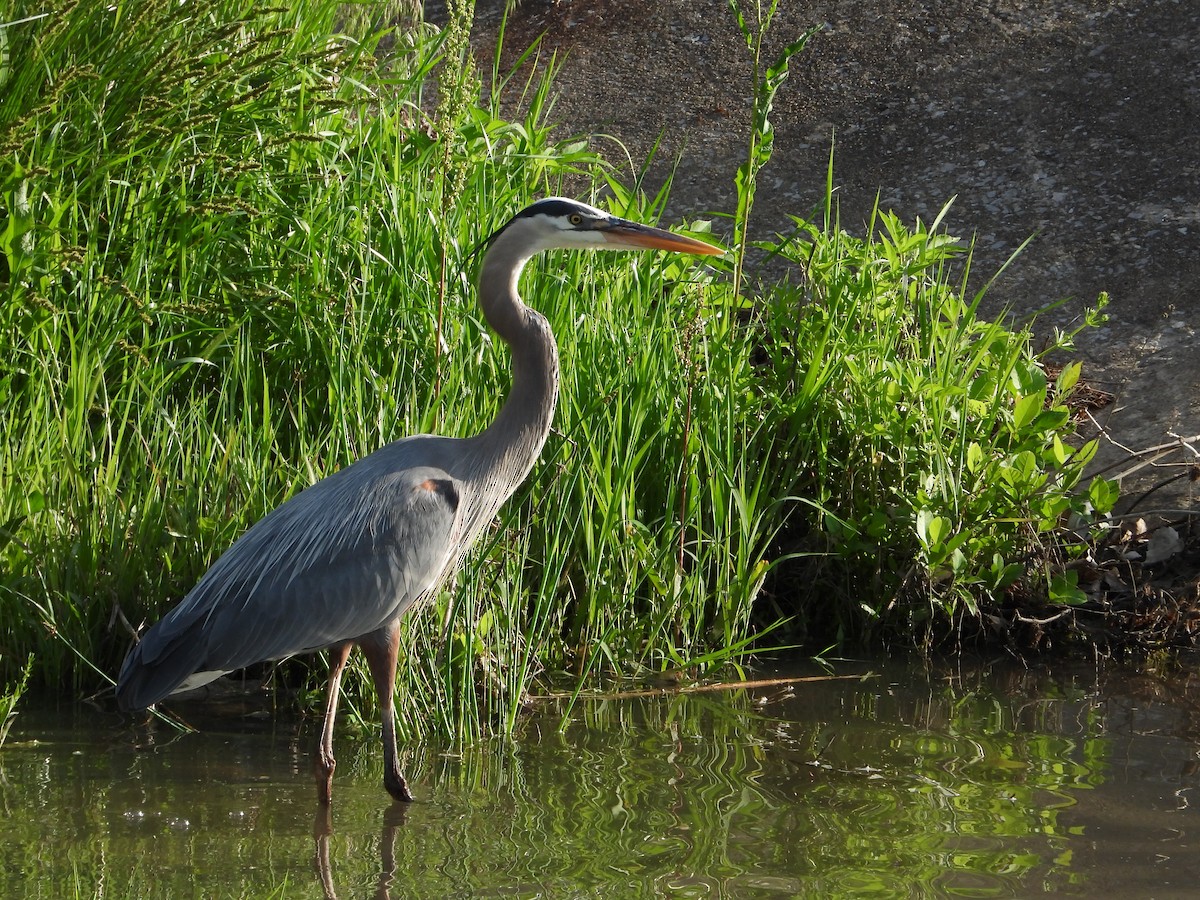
2, 0, 1118, 738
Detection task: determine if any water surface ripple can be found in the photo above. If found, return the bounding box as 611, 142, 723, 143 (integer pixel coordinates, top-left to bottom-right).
2, 658, 1198, 897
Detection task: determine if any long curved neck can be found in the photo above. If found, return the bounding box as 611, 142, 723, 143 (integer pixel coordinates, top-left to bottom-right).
467, 233, 560, 497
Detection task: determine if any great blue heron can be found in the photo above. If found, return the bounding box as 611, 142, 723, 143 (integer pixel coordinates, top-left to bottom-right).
116, 197, 722, 804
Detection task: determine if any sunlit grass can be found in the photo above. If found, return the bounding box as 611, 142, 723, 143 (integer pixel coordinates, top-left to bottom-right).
0, 0, 1113, 739
0, 0, 760, 737
746, 175, 1111, 644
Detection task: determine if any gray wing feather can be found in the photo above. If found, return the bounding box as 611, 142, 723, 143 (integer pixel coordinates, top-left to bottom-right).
117, 442, 462, 710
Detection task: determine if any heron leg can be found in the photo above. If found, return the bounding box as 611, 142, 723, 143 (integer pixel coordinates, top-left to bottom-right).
315, 641, 353, 806
360, 620, 414, 802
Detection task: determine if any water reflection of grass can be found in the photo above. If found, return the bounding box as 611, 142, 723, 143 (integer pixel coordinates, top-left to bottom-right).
0, 667, 1122, 896
335, 668, 1102, 896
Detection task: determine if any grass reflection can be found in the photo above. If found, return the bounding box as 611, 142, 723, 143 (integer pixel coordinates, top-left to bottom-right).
1, 664, 1119, 896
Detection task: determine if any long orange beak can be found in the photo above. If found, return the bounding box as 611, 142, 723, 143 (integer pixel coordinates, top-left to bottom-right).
600, 219, 724, 256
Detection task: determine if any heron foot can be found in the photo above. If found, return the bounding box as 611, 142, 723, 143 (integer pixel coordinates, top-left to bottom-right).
385, 769, 415, 803
315, 751, 336, 806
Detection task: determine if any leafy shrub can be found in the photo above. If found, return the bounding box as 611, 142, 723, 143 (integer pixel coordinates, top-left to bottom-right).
748, 189, 1114, 640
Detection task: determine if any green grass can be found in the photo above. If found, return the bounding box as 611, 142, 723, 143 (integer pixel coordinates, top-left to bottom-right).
0, 653, 31, 747
746, 171, 1112, 644
1, 0, 1114, 739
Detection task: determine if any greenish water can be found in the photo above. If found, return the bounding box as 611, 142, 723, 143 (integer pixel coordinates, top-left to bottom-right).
2, 659, 1198, 898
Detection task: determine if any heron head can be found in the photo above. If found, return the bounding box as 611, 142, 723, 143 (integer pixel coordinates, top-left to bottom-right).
478, 197, 723, 259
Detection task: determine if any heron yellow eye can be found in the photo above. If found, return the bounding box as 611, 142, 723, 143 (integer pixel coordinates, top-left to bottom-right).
569, 214, 583, 226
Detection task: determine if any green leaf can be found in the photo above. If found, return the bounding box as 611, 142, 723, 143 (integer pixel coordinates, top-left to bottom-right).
1010, 361, 1048, 396
1049, 570, 1088, 606
990, 555, 1025, 591
726, 0, 755, 49
1055, 360, 1082, 393
1012, 391, 1044, 431
1030, 408, 1070, 433
966, 441, 984, 473
1049, 435, 1072, 466
917, 510, 951, 551
1074, 439, 1099, 467
1087, 477, 1119, 514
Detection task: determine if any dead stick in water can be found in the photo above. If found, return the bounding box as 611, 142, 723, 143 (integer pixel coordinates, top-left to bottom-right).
529, 672, 875, 702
